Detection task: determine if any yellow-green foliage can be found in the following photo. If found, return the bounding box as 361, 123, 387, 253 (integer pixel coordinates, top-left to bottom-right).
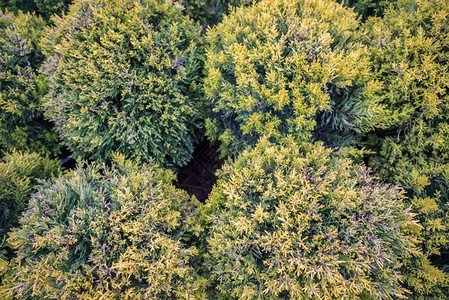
2, 154, 204, 299
204, 0, 381, 157
401, 191, 449, 299
0, 10, 60, 156
0, 151, 60, 287
202, 137, 419, 299
361, 0, 449, 193
0, 151, 60, 239
355, 0, 449, 296
0, 0, 447, 297
41, 0, 204, 167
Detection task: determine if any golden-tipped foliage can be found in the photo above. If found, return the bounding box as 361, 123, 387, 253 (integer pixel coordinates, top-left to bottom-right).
41, 0, 204, 167
202, 137, 419, 299
3, 154, 204, 299
0, 151, 60, 239
354, 0, 449, 296
204, 0, 383, 157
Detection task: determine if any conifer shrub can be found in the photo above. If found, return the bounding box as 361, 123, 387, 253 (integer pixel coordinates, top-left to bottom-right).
41, 0, 204, 167
360, 0, 449, 191
0, 151, 60, 287
339, 0, 390, 19
202, 137, 419, 299
206, 0, 254, 21
0, 0, 36, 15
3, 154, 204, 299
0, 0, 71, 20
354, 0, 449, 295
34, 0, 71, 20
0, 151, 60, 239
0, 10, 60, 156
179, 0, 253, 25
177, 0, 212, 24
204, 0, 382, 157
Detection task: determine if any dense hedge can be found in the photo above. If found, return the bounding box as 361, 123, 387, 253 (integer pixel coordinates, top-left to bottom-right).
0, 10, 60, 156
204, 0, 381, 157
41, 0, 204, 167
2, 154, 204, 298
202, 137, 418, 299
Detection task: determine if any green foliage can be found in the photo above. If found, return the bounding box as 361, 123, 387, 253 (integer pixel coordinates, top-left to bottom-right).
202, 137, 419, 299
0, 151, 59, 287
401, 191, 449, 299
34, 0, 71, 20
177, 0, 212, 24
0, 10, 60, 156
0, 0, 37, 15
360, 0, 449, 188
339, 0, 391, 19
350, 0, 449, 296
206, 0, 254, 22
204, 0, 381, 157
2, 154, 204, 299
178, 0, 255, 25
41, 0, 204, 167
0, 0, 447, 297
0, 0, 70, 20
0, 151, 60, 240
